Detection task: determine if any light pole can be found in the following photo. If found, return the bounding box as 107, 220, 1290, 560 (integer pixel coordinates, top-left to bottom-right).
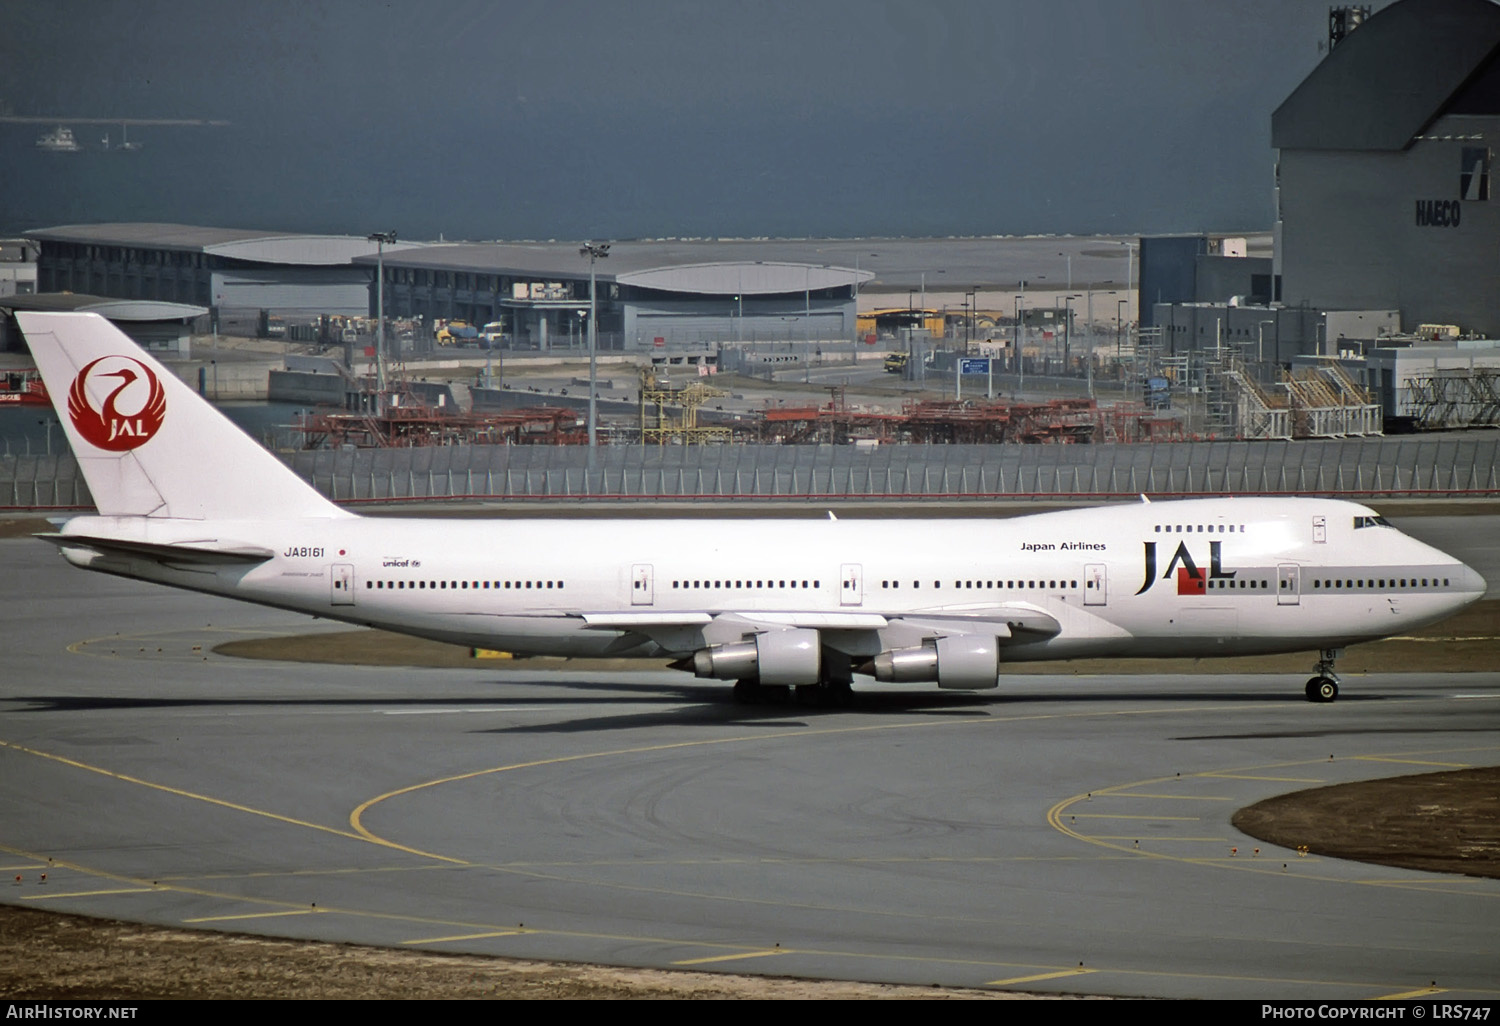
1257, 319, 1276, 365
1013, 294, 1025, 393
1063, 294, 1079, 377
1116, 298, 1128, 361
367, 230, 397, 410
966, 288, 977, 351
580, 242, 609, 463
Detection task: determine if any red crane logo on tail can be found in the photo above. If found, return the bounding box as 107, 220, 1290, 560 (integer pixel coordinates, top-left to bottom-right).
67, 357, 166, 451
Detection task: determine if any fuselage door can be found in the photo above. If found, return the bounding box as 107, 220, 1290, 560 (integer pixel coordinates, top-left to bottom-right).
631, 563, 654, 606
1277, 563, 1300, 606
1084, 563, 1107, 606
1312, 516, 1327, 544
840, 563, 863, 607
330, 563, 355, 606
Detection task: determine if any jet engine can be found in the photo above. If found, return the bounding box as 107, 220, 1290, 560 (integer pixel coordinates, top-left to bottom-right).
690, 628, 821, 686
869, 635, 1000, 690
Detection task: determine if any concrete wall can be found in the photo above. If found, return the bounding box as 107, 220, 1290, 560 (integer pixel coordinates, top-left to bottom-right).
267, 370, 348, 405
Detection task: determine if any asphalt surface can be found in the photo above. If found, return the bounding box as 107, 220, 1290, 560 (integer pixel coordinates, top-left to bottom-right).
0, 514, 1497, 1000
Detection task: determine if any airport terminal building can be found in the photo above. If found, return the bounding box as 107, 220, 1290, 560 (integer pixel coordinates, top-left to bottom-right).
26, 223, 412, 323
352, 242, 870, 352
23, 225, 871, 353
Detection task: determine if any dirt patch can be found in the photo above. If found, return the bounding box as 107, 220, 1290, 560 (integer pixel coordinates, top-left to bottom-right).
0, 518, 53, 539
0, 904, 1019, 1000
1233, 766, 1500, 879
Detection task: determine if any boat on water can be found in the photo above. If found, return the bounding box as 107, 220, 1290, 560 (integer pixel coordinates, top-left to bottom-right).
36, 126, 81, 152
101, 125, 143, 152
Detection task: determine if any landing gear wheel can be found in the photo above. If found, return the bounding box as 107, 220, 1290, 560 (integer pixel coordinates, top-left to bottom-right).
1305, 676, 1338, 703
1305, 649, 1343, 703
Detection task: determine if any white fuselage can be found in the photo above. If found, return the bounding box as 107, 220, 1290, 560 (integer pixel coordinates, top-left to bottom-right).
56, 496, 1485, 680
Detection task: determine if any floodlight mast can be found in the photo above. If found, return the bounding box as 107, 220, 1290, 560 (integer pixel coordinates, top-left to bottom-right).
367, 231, 397, 410
580, 242, 610, 469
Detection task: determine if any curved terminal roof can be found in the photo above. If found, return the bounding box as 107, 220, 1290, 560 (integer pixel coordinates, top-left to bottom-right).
616, 261, 869, 295
0, 293, 208, 321
1272, 0, 1500, 151
357, 242, 871, 295
25, 223, 420, 267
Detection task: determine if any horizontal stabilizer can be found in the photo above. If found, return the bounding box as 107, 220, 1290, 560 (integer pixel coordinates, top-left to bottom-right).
36, 532, 275, 565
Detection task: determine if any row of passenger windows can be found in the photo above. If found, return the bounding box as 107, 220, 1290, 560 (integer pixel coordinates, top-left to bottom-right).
1207, 579, 1268, 589
672, 579, 819, 589
1311, 577, 1449, 589
881, 579, 1080, 590
366, 580, 564, 590
1155, 524, 1243, 534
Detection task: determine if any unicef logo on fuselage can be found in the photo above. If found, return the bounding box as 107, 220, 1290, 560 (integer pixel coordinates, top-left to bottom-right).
67, 356, 167, 451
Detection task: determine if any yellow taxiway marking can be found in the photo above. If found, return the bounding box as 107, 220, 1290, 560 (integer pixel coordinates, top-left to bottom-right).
1385, 635, 1497, 642
1048, 743, 1500, 894
1201, 773, 1325, 783
20, 887, 156, 900
1105, 792, 1234, 801
673, 950, 787, 966
1066, 813, 1200, 821
1351, 757, 1471, 768
1092, 836, 1227, 842
988, 968, 1097, 986
183, 909, 324, 923
0, 737, 407, 854
1378, 986, 1448, 999
403, 930, 527, 946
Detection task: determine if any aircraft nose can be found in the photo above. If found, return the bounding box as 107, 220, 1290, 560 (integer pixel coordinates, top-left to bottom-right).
1457, 561, 1488, 599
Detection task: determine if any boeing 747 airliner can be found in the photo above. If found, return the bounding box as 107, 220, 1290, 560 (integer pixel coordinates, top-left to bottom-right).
16, 311, 1486, 703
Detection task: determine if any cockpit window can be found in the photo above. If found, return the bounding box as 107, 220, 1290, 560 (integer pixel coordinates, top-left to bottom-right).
1353, 515, 1392, 529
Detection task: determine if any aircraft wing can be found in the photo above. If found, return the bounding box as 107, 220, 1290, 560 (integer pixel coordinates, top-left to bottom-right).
576, 605, 1057, 635
571, 605, 1059, 659
578, 611, 888, 630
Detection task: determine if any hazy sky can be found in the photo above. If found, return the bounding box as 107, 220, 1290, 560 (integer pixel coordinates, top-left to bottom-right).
0, 1, 1391, 240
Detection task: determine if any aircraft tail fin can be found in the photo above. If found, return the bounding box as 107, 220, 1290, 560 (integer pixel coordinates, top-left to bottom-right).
16, 311, 351, 521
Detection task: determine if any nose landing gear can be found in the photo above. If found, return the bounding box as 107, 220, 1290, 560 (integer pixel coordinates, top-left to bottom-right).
1305, 648, 1343, 703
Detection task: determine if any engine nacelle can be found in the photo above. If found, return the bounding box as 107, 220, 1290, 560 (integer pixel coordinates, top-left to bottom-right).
870, 635, 1000, 690
691, 628, 822, 686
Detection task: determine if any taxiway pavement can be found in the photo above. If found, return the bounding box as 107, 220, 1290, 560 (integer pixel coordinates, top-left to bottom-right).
0, 520, 1496, 999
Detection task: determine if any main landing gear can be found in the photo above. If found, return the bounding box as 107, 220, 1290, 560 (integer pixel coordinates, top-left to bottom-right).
1305, 648, 1343, 703
732, 677, 855, 708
